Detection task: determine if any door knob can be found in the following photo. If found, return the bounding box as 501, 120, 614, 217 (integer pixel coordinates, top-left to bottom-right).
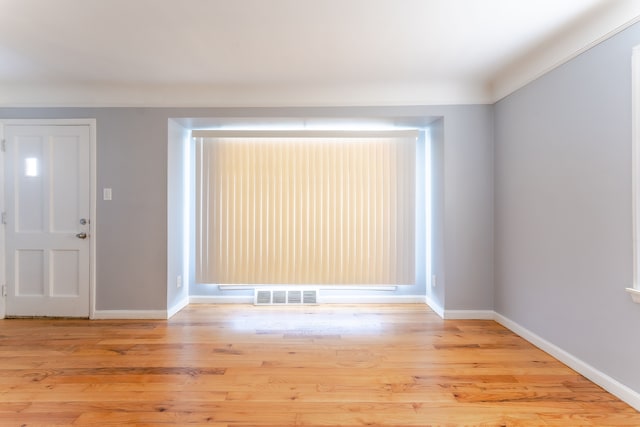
76, 232, 87, 239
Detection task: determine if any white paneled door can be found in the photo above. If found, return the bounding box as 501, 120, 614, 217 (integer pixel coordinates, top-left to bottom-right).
4, 124, 91, 317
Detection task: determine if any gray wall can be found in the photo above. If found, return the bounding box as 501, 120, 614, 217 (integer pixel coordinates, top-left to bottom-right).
442, 107, 494, 310
494, 22, 640, 390
0, 106, 493, 313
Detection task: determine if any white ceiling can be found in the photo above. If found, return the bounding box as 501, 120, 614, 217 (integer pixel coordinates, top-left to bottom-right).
1, 0, 639, 107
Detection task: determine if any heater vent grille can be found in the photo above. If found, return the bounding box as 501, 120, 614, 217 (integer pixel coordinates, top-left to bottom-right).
254, 289, 318, 305
303, 290, 317, 304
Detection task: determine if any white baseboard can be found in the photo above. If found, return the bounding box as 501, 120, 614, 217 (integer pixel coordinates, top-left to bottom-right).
190, 295, 254, 304
167, 296, 190, 318
444, 309, 495, 320
494, 312, 640, 412
319, 294, 425, 304
92, 310, 168, 320
424, 306, 640, 411
425, 295, 445, 318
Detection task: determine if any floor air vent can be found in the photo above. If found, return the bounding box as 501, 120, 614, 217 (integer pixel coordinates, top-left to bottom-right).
254, 289, 318, 305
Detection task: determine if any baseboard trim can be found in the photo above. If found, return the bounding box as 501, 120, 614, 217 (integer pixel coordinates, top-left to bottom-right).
425, 295, 445, 318
190, 296, 254, 304
425, 307, 640, 410
92, 310, 168, 320
424, 301, 494, 320
444, 309, 495, 320
167, 296, 190, 318
494, 312, 640, 412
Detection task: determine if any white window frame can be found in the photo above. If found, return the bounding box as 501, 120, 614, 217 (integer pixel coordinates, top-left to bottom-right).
628, 46, 640, 303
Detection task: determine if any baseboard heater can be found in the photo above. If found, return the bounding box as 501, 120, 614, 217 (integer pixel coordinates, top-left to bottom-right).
254, 288, 318, 305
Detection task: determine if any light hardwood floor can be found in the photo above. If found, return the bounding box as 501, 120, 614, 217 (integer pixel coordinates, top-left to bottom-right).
0, 304, 638, 426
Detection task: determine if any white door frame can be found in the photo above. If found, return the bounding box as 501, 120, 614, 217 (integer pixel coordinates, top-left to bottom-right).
0, 119, 97, 319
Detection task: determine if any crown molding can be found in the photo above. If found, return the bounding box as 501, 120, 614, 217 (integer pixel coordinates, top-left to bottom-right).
491, 0, 640, 102
0, 79, 493, 108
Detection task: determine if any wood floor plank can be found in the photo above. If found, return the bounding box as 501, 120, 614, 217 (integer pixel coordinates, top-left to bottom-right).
0, 304, 639, 426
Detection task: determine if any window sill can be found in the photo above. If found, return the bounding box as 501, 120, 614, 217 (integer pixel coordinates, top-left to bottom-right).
626, 288, 640, 303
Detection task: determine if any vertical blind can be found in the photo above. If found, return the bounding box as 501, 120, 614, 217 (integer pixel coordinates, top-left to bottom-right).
194, 130, 417, 285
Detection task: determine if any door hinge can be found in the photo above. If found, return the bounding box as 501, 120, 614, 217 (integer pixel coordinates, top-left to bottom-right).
1, 285, 6, 297
1, 212, 5, 225
1, 139, 5, 152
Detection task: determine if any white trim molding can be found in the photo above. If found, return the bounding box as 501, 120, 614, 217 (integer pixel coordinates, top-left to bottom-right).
492, 3, 640, 102
0, 124, 4, 319
626, 287, 640, 303
425, 295, 445, 318
0, 80, 493, 108
167, 297, 190, 319
630, 45, 640, 303
92, 310, 169, 320
424, 307, 640, 411
443, 310, 495, 320
494, 312, 640, 412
